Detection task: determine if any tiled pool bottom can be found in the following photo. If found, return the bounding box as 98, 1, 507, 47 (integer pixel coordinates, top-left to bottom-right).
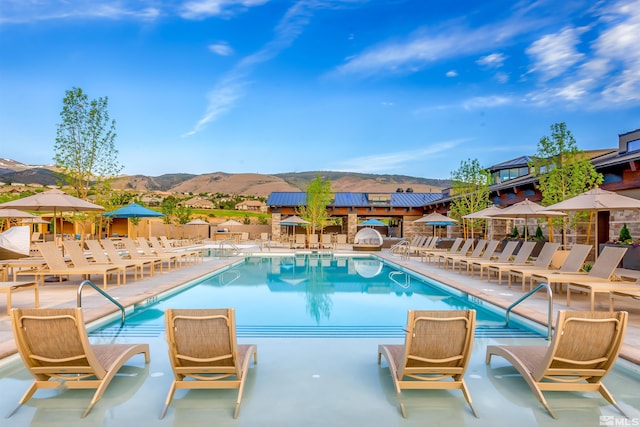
1, 335, 639, 427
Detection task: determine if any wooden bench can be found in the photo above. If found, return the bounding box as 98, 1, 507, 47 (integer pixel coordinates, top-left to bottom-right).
0, 281, 39, 315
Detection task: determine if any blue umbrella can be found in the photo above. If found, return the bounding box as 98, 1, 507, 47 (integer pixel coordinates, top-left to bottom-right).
358, 218, 386, 227
103, 203, 164, 219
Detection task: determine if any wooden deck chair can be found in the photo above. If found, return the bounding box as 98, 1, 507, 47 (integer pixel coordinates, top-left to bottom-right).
378, 310, 478, 418
119, 238, 168, 273
421, 237, 464, 264
63, 240, 129, 286
161, 308, 258, 419
34, 242, 121, 289
441, 239, 486, 270
9, 307, 149, 418
486, 310, 628, 419
610, 288, 640, 311
136, 237, 182, 269
428, 238, 470, 266
530, 246, 628, 293
335, 234, 348, 249
101, 238, 156, 277
467, 240, 519, 279
84, 239, 145, 280
293, 234, 306, 249
456, 240, 500, 273
567, 277, 640, 311
308, 234, 319, 249
149, 236, 200, 265
320, 233, 333, 249
485, 241, 550, 285
507, 244, 591, 291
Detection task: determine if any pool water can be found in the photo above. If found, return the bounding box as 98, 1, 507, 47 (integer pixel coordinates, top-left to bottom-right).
91, 254, 544, 339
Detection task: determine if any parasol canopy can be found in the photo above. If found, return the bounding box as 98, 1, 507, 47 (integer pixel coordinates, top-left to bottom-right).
218, 219, 243, 227
103, 203, 164, 218
280, 215, 310, 226
489, 199, 565, 240
358, 218, 386, 227
0, 189, 104, 240
414, 212, 458, 224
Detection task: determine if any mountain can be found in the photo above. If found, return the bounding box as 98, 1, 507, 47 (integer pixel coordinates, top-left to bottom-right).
0, 159, 449, 197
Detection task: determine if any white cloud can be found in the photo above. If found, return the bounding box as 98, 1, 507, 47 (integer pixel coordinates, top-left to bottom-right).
526, 26, 586, 81
208, 41, 234, 56
462, 95, 512, 110
477, 52, 506, 68
330, 140, 464, 173
446, 70, 458, 77
0, 1, 161, 23
331, 10, 542, 78
180, 0, 269, 20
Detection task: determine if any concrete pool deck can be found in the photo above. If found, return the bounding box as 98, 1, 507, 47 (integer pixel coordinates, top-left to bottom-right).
0, 245, 639, 426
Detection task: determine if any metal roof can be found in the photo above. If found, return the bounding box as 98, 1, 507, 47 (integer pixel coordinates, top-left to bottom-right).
267, 192, 443, 208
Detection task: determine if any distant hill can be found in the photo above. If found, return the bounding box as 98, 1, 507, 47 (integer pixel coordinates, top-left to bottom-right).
0, 159, 449, 197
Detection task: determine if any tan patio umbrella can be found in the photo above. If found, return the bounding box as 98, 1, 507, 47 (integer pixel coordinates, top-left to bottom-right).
0, 189, 104, 242
543, 187, 640, 256
0, 208, 37, 230
462, 205, 507, 239
489, 199, 565, 241
414, 212, 458, 237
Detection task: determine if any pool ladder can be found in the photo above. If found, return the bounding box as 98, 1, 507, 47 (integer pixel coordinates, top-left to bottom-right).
505, 282, 553, 340
388, 271, 410, 289
77, 279, 126, 326
218, 269, 241, 286
390, 240, 410, 260
219, 239, 241, 257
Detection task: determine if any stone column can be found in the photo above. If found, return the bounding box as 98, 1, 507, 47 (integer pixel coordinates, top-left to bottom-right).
271, 212, 281, 241
347, 212, 358, 243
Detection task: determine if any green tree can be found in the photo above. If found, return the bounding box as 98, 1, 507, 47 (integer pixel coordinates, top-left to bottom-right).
54, 87, 122, 200
448, 158, 491, 237
298, 173, 333, 235
529, 122, 603, 244
161, 196, 178, 224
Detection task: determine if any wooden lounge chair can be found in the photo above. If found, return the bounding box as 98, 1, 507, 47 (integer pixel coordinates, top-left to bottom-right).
610, 288, 640, 311
149, 236, 201, 265
486, 310, 628, 419
10, 307, 150, 418
101, 238, 156, 277
293, 234, 306, 249
119, 238, 168, 273
507, 244, 591, 291
335, 234, 348, 249
136, 237, 182, 269
378, 309, 478, 418
566, 277, 640, 311
456, 240, 500, 273
442, 240, 487, 270
161, 308, 258, 419
33, 242, 122, 289
420, 237, 464, 263
62, 240, 130, 285
433, 238, 474, 267
486, 242, 556, 285
530, 246, 627, 292
467, 240, 519, 279
320, 233, 333, 249
84, 239, 145, 280
308, 233, 319, 249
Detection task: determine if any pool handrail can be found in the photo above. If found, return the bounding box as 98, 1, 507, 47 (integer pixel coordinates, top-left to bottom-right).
505, 282, 553, 340
77, 279, 126, 326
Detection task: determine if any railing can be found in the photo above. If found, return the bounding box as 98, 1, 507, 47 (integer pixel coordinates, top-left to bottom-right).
388, 271, 410, 289
505, 282, 553, 340
77, 279, 126, 326
390, 240, 410, 260
219, 240, 241, 257
218, 269, 241, 286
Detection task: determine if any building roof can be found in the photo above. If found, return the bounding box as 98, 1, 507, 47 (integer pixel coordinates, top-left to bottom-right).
267, 192, 442, 208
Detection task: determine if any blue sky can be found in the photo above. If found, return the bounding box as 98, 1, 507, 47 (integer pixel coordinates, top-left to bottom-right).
1, 0, 639, 179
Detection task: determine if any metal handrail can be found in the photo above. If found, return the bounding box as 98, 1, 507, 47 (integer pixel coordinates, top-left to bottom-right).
505, 282, 553, 340
388, 271, 410, 289
218, 269, 241, 286
220, 240, 241, 256
77, 279, 126, 326
390, 240, 410, 260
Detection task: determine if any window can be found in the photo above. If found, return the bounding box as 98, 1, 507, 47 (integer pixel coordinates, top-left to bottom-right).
628, 138, 640, 152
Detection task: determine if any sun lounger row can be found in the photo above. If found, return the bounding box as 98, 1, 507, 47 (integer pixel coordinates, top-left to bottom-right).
9, 307, 629, 420
420, 237, 639, 311
15, 236, 203, 289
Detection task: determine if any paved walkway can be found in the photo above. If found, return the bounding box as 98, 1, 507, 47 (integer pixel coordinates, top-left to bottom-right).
1, 246, 639, 366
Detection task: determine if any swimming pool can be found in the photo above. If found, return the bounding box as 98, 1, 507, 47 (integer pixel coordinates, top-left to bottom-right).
90, 254, 544, 339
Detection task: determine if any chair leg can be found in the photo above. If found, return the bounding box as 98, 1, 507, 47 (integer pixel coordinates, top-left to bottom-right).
598, 384, 629, 418
159, 381, 177, 419
460, 379, 479, 418
7, 382, 38, 417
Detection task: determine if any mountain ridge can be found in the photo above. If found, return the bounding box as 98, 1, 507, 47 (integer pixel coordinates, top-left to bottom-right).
0, 159, 449, 197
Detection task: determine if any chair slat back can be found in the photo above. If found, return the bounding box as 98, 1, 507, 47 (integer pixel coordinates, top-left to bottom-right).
35, 242, 69, 270
532, 242, 561, 267
589, 246, 628, 279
